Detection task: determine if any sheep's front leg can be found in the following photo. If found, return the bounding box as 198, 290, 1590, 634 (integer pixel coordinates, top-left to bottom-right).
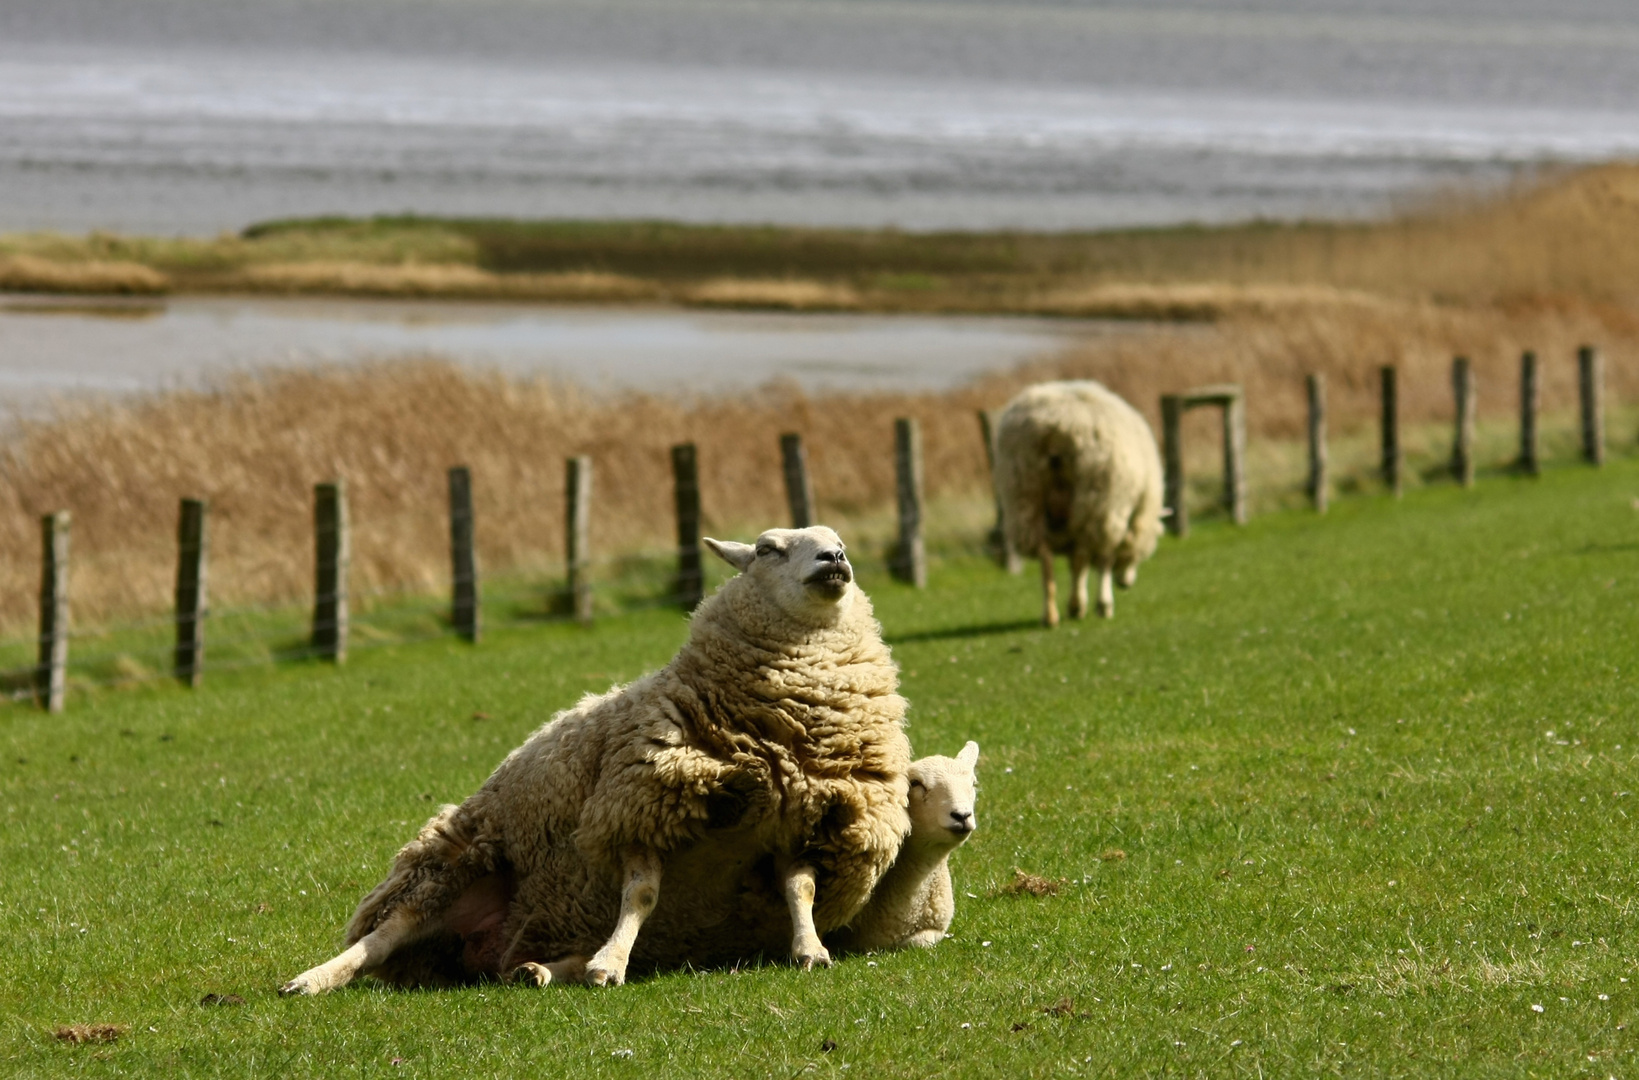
782, 862, 831, 970
1096, 565, 1115, 618
1038, 542, 1059, 628
280, 910, 420, 996
1067, 550, 1090, 619
585, 847, 663, 987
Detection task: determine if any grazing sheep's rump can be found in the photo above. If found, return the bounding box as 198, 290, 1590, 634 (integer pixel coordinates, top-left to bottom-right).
288, 526, 910, 992
995, 380, 1164, 622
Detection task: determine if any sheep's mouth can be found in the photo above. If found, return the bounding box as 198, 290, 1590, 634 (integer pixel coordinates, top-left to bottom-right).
946, 822, 976, 837
803, 566, 852, 595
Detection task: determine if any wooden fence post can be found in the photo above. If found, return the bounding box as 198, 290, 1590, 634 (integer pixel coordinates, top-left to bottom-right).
1580, 345, 1605, 466
448, 466, 480, 643
1223, 389, 1248, 525
672, 444, 703, 610
1519, 351, 1539, 476
174, 498, 208, 686
1380, 365, 1401, 497
312, 480, 349, 662
1452, 356, 1475, 488
977, 409, 1020, 573
36, 511, 69, 712
1306, 374, 1328, 513
565, 456, 593, 623
779, 433, 815, 529
1161, 394, 1186, 536
891, 418, 926, 587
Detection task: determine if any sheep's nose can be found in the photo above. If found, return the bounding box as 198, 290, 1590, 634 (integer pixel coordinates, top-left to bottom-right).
817, 548, 846, 563
950, 810, 974, 832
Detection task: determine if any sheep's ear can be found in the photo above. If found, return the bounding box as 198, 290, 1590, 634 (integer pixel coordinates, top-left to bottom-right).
957, 741, 979, 769
703, 537, 756, 572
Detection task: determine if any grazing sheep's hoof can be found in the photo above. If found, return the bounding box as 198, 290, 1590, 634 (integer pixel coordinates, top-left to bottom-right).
1118, 566, 1138, 589
509, 963, 552, 987
1042, 608, 1059, 629
584, 958, 627, 987
794, 946, 832, 971
278, 974, 322, 997
1095, 599, 1114, 619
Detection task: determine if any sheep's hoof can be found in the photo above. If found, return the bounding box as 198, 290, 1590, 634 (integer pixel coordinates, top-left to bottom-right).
278, 975, 322, 997
1096, 601, 1114, 619
794, 946, 832, 971
1042, 609, 1060, 629
584, 962, 626, 987
509, 962, 552, 987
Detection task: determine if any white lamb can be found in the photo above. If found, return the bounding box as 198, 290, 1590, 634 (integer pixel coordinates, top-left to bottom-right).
827, 741, 979, 952
280, 526, 910, 994
994, 380, 1164, 625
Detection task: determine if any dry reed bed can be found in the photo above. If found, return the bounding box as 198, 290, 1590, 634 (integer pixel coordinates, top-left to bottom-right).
1, 296, 1633, 636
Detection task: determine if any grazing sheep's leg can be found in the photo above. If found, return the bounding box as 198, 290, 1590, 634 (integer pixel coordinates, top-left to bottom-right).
279, 910, 421, 996
1118, 563, 1138, 589
1037, 542, 1059, 628
585, 847, 663, 987
1096, 565, 1116, 618
1068, 551, 1090, 620
782, 862, 832, 970
510, 956, 588, 987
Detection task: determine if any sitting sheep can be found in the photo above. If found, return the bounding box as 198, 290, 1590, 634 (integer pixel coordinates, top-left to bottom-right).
995, 380, 1164, 625
280, 526, 910, 994
827, 740, 979, 952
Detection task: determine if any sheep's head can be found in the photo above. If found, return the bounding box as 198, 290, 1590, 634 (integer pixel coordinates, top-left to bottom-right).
907, 740, 979, 849
704, 526, 855, 624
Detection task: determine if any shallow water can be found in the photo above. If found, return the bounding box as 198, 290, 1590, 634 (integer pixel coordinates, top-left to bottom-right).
3, 0, 1637, 234
0, 296, 1131, 412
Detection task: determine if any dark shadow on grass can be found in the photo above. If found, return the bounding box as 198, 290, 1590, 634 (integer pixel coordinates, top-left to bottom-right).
886, 619, 1041, 645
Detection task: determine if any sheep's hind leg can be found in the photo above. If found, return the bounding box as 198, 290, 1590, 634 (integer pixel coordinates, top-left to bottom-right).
510, 956, 589, 987
1038, 543, 1059, 628
279, 910, 421, 996
585, 847, 663, 987
782, 862, 831, 970
1096, 565, 1115, 618
1067, 550, 1090, 619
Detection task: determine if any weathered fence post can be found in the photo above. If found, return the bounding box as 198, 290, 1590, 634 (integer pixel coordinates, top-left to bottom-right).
1579, 345, 1605, 466
1160, 394, 1186, 537
779, 433, 815, 529
1306, 374, 1328, 513
672, 444, 703, 610
565, 456, 593, 624
1452, 356, 1475, 487
1380, 365, 1401, 497
312, 480, 349, 662
891, 418, 926, 587
448, 466, 480, 643
977, 409, 1020, 573
36, 511, 69, 712
174, 498, 208, 686
1223, 387, 1248, 525
1518, 351, 1539, 476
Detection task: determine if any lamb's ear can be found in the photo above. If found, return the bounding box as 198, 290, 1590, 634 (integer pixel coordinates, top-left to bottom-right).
957, 741, 979, 769
703, 537, 756, 572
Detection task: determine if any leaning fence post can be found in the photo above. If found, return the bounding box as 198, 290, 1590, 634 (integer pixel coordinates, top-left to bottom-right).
977, 410, 1020, 572
672, 444, 703, 610
1306, 374, 1328, 512
1579, 345, 1605, 466
779, 433, 816, 529
1519, 351, 1539, 476
1452, 356, 1475, 487
565, 456, 593, 623
1160, 394, 1187, 536
312, 480, 349, 662
174, 498, 208, 686
1223, 388, 1248, 525
891, 418, 926, 587
1380, 365, 1401, 497
448, 467, 480, 643
36, 511, 69, 712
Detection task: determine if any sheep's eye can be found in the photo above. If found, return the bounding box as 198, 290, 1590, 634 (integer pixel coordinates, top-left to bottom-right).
755, 544, 782, 558
909, 779, 925, 790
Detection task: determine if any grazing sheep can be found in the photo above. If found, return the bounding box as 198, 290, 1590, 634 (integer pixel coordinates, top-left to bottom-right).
827, 740, 979, 953
280, 526, 910, 994
995, 381, 1164, 625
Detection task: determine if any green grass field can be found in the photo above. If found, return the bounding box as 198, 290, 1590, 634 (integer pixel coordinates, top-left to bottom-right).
4, 461, 1637, 1077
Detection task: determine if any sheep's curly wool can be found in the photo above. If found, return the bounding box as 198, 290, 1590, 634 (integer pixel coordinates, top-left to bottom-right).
342, 542, 910, 986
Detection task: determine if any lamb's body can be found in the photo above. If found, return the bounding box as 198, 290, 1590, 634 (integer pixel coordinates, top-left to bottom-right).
281, 527, 910, 993
828, 741, 978, 953
995, 381, 1164, 624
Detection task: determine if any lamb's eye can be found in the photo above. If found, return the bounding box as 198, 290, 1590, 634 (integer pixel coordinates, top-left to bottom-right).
756, 544, 780, 558
909, 779, 925, 790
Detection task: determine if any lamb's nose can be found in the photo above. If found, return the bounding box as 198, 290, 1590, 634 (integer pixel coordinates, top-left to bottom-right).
950, 810, 974, 831
817, 548, 846, 563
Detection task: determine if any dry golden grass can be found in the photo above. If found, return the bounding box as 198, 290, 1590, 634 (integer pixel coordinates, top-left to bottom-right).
1028, 282, 1391, 321
224, 261, 653, 302
1, 293, 1633, 635
682, 278, 863, 311
0, 254, 168, 295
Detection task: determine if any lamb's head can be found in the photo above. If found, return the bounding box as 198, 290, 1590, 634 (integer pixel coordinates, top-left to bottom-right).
704, 526, 856, 624
907, 741, 979, 850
